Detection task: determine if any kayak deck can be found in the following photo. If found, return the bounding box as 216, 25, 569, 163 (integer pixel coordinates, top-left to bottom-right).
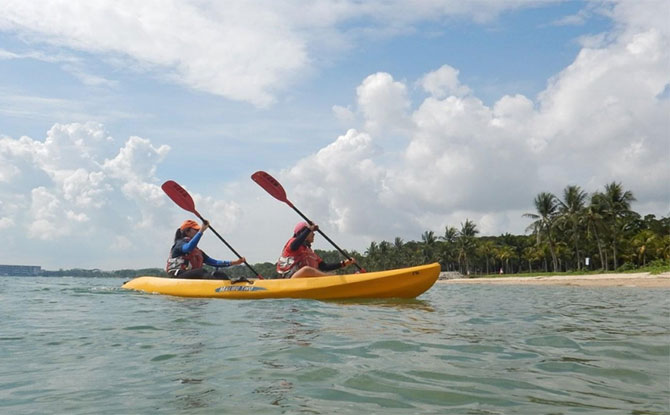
122, 263, 440, 300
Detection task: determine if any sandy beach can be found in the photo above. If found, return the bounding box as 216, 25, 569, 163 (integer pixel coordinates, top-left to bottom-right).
440, 272, 670, 288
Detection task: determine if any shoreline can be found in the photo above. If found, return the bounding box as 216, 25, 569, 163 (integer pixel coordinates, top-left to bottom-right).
439, 271, 670, 288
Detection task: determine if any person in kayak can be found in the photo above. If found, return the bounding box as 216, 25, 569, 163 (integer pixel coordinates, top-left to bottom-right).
277, 222, 357, 278
166, 219, 246, 279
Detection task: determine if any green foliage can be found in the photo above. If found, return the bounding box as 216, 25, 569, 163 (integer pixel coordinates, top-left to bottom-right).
616, 262, 638, 272
356, 181, 666, 276
640, 259, 670, 275
38, 182, 668, 279
222, 262, 279, 279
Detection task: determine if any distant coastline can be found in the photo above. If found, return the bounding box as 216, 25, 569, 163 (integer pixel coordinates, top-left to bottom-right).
440, 271, 670, 288
0, 264, 41, 276
4, 260, 669, 287
5, 268, 168, 278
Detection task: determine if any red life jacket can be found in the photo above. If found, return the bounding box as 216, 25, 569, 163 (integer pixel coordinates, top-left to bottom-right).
276, 238, 321, 274
185, 248, 204, 269
166, 239, 204, 274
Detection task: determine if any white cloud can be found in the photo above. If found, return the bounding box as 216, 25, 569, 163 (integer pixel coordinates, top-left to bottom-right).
419, 65, 471, 99
0, 123, 189, 267
0, 89, 146, 128
0, 216, 15, 230
551, 9, 590, 26
332, 105, 356, 124
61, 64, 118, 88
0, 0, 307, 107
0, 120, 255, 268
0, 47, 115, 90
0, 0, 561, 107
283, 129, 388, 234
60, 169, 107, 208
110, 235, 132, 251
535, 26, 669, 196
65, 210, 89, 223
28, 187, 62, 240
356, 72, 411, 137
0, 47, 79, 63
103, 136, 169, 182
254, 0, 670, 253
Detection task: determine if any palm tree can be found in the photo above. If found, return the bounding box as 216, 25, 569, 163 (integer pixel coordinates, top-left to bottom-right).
391, 237, 405, 268
495, 245, 516, 274
441, 226, 458, 243
556, 185, 587, 270
554, 241, 571, 272
421, 230, 437, 263
658, 235, 670, 260
584, 195, 607, 270
378, 240, 391, 270
421, 230, 436, 244
522, 245, 544, 273
477, 240, 496, 275
440, 226, 458, 271
365, 241, 379, 270
598, 182, 636, 269
631, 230, 657, 266
524, 192, 559, 271
457, 219, 479, 275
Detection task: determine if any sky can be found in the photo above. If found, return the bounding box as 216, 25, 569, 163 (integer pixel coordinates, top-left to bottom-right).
1, 0, 669, 270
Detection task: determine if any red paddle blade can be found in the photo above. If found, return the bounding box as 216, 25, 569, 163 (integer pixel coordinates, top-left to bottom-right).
162, 180, 200, 216
251, 171, 292, 206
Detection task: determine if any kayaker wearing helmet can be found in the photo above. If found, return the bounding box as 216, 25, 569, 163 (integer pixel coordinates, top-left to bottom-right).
166, 219, 246, 279
277, 222, 357, 278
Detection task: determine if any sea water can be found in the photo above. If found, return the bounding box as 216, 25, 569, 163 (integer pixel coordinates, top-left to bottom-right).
0, 276, 668, 414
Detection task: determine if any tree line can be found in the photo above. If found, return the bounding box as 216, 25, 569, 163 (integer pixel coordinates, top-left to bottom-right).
347, 182, 668, 275
226, 182, 668, 278
36, 181, 669, 278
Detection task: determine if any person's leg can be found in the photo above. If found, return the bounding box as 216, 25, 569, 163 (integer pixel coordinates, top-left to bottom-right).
176, 268, 209, 279
209, 269, 230, 280
290, 266, 329, 278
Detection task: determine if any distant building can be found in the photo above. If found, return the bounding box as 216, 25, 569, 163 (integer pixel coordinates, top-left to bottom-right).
0, 264, 42, 276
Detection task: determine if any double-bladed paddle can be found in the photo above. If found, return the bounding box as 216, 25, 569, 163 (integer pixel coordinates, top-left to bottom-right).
251, 171, 365, 272
161, 180, 263, 279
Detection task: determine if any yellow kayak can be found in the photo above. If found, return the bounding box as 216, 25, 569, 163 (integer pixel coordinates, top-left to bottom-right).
122, 263, 440, 300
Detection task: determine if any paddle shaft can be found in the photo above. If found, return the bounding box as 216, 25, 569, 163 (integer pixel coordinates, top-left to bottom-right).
191, 211, 262, 278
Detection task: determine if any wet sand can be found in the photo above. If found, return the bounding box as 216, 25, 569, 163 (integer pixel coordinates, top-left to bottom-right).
440, 272, 670, 288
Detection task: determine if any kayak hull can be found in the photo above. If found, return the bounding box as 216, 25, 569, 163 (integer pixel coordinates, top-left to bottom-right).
121, 263, 440, 300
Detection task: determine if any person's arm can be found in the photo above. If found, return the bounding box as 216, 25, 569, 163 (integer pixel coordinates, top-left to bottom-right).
203, 253, 246, 267
289, 224, 318, 251
170, 241, 183, 258
318, 258, 356, 272
289, 228, 310, 251
179, 231, 204, 253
